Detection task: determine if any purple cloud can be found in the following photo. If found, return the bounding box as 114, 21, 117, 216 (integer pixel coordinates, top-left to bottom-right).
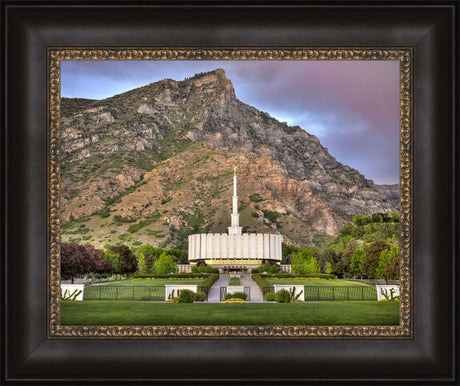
61, 60, 400, 184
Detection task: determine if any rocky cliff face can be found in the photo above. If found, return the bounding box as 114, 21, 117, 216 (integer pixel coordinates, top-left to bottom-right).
60, 69, 398, 249
375, 184, 400, 207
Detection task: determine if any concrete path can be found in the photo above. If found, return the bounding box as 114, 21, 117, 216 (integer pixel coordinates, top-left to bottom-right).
240, 274, 264, 302
207, 274, 229, 303
207, 274, 265, 303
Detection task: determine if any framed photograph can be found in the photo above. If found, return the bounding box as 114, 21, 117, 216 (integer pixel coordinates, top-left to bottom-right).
2, 1, 457, 384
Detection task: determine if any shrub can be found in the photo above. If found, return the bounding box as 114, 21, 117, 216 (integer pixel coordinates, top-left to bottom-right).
194, 291, 207, 302
264, 292, 276, 301
228, 277, 242, 286
275, 289, 291, 303
225, 292, 247, 300
251, 273, 271, 292
199, 274, 219, 294
178, 289, 195, 303
259, 273, 335, 280
133, 273, 209, 279
191, 264, 219, 274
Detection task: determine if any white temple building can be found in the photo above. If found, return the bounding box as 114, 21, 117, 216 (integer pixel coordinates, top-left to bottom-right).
188, 168, 282, 273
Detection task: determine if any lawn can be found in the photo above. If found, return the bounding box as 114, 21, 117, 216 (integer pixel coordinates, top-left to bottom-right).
87, 279, 205, 287
265, 279, 376, 301
265, 279, 366, 287
84, 279, 206, 301
61, 301, 399, 326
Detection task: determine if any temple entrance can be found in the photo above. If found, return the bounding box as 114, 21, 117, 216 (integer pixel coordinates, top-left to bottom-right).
221, 266, 250, 274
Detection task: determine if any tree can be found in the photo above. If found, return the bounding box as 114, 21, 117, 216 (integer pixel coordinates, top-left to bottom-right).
135, 245, 159, 272
319, 248, 339, 272
165, 248, 188, 264
136, 252, 148, 274
362, 241, 391, 279
152, 252, 178, 275
61, 242, 92, 283
291, 248, 320, 275
390, 211, 400, 223
371, 213, 383, 223
83, 244, 112, 279
384, 253, 400, 281
377, 246, 399, 283
350, 247, 365, 279
282, 243, 301, 264
105, 248, 122, 278
107, 245, 137, 279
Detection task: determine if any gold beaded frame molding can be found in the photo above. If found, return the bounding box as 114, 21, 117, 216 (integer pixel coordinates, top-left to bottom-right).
48, 48, 413, 339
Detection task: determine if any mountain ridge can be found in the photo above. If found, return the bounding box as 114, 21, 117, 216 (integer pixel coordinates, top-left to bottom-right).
60, 68, 398, 249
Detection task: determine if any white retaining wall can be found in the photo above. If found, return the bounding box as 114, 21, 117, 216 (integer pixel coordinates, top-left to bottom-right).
376, 285, 400, 301
165, 285, 198, 301
273, 285, 305, 301
61, 284, 85, 301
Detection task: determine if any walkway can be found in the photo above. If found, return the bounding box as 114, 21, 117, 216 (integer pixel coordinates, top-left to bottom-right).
207, 274, 229, 303
207, 274, 265, 303
240, 274, 264, 302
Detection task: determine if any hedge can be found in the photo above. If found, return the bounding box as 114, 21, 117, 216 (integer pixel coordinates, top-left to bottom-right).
251, 274, 272, 292
198, 274, 219, 294
259, 273, 336, 280
133, 273, 210, 279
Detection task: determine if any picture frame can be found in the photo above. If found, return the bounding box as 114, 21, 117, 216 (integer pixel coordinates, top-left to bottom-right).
2, 1, 457, 384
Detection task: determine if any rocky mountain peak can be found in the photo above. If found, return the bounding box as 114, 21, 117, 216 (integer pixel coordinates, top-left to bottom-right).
59, 69, 398, 248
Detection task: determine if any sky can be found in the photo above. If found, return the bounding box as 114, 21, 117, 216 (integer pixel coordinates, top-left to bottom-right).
61, 60, 400, 184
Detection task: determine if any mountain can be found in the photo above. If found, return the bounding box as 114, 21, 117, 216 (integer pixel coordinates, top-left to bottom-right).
375, 184, 400, 207
60, 69, 398, 250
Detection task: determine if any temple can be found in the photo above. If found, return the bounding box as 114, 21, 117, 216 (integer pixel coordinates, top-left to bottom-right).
188, 168, 282, 273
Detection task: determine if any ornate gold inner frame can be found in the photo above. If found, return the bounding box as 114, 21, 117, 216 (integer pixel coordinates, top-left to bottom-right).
48, 48, 413, 339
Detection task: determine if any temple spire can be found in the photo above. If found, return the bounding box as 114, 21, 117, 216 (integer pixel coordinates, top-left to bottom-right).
228, 167, 242, 235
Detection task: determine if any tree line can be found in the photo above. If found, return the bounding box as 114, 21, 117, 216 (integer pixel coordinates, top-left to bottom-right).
60, 242, 188, 283
282, 211, 400, 283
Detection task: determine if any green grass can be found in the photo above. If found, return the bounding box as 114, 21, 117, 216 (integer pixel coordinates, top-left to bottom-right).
83, 279, 206, 301
228, 277, 242, 286
61, 301, 400, 326
89, 279, 204, 287
266, 279, 364, 287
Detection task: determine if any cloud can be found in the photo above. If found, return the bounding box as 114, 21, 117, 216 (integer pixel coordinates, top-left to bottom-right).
61, 60, 400, 184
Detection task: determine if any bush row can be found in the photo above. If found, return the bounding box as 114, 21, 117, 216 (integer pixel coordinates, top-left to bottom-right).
199, 273, 219, 294
133, 273, 210, 279
225, 292, 247, 300
251, 263, 279, 274
173, 289, 207, 303
191, 265, 219, 274
251, 273, 271, 292
259, 273, 335, 280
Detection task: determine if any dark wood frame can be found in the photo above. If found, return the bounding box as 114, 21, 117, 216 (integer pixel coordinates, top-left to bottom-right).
2, 1, 458, 383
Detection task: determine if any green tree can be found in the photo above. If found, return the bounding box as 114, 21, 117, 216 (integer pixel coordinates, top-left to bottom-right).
137, 252, 148, 274
135, 245, 164, 272
108, 245, 137, 279
104, 248, 122, 279
362, 241, 391, 279
371, 213, 383, 223
319, 248, 339, 271
152, 252, 178, 275
350, 247, 365, 279
291, 248, 320, 275
377, 246, 399, 284
390, 211, 400, 223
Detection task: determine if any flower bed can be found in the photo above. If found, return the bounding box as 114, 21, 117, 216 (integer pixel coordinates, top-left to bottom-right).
134, 273, 210, 280
259, 273, 335, 280
222, 298, 248, 303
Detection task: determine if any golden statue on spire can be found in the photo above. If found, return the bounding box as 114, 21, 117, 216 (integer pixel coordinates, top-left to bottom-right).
233, 166, 237, 175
